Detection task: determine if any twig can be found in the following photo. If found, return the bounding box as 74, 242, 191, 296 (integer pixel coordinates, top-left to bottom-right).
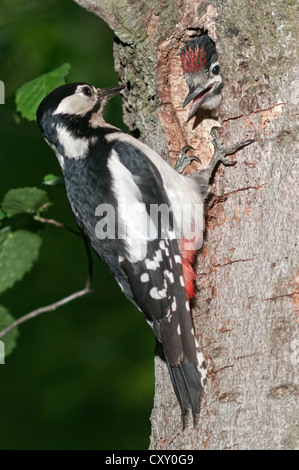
0, 283, 92, 339
0, 215, 94, 339
34, 215, 80, 236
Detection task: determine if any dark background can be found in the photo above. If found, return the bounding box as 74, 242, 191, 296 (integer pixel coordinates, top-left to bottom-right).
0, 0, 153, 449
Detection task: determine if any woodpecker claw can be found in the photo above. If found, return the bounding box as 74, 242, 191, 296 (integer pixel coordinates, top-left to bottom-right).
207, 128, 254, 176
174, 145, 202, 173
189, 128, 254, 199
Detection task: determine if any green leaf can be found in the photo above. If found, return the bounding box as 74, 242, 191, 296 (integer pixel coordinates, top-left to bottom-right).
43, 174, 65, 186
2, 187, 50, 217
15, 63, 71, 121
0, 209, 5, 221
0, 230, 42, 295
0, 306, 18, 360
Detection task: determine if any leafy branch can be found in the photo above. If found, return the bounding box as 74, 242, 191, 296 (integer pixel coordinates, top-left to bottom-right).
0, 186, 93, 353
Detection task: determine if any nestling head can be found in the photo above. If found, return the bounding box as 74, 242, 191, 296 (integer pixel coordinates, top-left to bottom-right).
181, 35, 223, 120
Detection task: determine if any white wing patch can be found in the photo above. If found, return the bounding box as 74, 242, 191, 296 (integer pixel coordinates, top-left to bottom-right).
149, 286, 167, 300
144, 249, 163, 271
108, 150, 157, 263
140, 273, 150, 283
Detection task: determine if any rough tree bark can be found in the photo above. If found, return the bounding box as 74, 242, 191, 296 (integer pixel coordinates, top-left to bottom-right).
74, 0, 298, 449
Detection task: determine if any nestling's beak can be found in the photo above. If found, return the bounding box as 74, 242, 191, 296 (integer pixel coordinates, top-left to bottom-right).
183, 84, 213, 121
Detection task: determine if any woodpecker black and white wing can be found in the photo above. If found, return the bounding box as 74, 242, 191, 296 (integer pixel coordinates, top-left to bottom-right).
106, 138, 205, 425
120, 239, 206, 426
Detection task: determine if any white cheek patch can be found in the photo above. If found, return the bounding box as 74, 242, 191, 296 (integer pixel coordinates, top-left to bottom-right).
53, 94, 94, 116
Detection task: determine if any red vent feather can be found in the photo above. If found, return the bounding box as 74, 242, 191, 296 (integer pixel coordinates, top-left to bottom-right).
180, 238, 198, 301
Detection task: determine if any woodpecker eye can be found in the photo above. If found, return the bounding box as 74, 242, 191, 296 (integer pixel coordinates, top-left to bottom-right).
212, 65, 220, 76
81, 86, 93, 97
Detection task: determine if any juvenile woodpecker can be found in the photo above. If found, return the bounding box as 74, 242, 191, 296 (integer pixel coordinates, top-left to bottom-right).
37, 82, 250, 426
181, 35, 223, 120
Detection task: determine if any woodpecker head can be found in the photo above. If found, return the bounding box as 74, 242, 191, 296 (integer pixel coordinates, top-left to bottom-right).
37, 82, 124, 162
181, 35, 223, 120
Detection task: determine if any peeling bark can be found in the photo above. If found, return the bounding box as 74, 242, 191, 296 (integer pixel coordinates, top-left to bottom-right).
74, 0, 298, 449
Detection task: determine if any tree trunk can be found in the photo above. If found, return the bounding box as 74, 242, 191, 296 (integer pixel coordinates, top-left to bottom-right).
74, 0, 298, 450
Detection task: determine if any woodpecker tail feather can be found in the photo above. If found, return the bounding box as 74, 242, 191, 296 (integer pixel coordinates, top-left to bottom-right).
166, 358, 204, 428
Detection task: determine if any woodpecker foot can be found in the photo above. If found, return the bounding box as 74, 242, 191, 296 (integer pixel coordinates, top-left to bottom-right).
190, 128, 254, 199
174, 145, 202, 173
206, 128, 254, 178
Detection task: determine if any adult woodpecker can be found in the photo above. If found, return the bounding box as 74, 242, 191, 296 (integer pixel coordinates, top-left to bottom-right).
181, 35, 223, 120
37, 82, 251, 427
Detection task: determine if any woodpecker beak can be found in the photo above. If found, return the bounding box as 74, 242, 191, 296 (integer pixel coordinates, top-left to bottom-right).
97, 84, 126, 104
183, 84, 214, 121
